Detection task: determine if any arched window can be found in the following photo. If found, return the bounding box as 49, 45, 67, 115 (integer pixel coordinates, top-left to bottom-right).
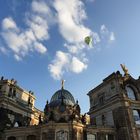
56, 130, 68, 140
7, 136, 16, 140
133, 110, 140, 124
87, 134, 96, 140
125, 86, 136, 100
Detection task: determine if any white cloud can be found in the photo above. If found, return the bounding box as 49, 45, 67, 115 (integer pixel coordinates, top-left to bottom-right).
48, 0, 98, 80
24, 30, 36, 43
100, 24, 115, 43
2, 31, 26, 55
109, 32, 115, 41
48, 51, 70, 80
34, 42, 47, 54
86, 0, 95, 2
32, 1, 51, 15
2, 17, 18, 31
0, 0, 116, 79
70, 57, 87, 73
65, 44, 78, 54
100, 24, 109, 34
92, 32, 101, 45
64, 43, 85, 54
48, 50, 88, 80
0, 1, 51, 60
27, 15, 49, 41
14, 54, 22, 61
0, 47, 8, 55
1, 21, 48, 59
53, 0, 91, 43
30, 1, 55, 26
30, 21, 49, 40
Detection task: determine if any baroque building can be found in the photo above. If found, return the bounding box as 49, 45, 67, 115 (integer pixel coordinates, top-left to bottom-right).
87, 65, 140, 140
0, 77, 43, 139
0, 65, 140, 140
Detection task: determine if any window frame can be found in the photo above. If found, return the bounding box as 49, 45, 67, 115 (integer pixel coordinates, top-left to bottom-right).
133, 109, 140, 125
99, 95, 104, 105
87, 133, 96, 140
56, 130, 68, 140
125, 86, 137, 100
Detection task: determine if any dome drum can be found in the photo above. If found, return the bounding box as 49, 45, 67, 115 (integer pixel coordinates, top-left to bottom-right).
44, 87, 82, 123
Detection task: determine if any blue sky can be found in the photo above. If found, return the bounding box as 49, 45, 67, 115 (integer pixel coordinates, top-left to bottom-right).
0, 0, 140, 113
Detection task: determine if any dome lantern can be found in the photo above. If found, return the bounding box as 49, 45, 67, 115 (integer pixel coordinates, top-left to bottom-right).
61, 79, 65, 89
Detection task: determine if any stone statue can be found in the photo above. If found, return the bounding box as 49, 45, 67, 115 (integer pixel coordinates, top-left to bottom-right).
39, 114, 42, 124
120, 64, 129, 75
49, 111, 54, 121
61, 79, 65, 89
81, 113, 86, 124
44, 100, 49, 115
75, 100, 81, 117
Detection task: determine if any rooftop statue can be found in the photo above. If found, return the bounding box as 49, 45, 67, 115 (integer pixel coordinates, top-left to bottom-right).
120, 64, 129, 75
61, 79, 65, 89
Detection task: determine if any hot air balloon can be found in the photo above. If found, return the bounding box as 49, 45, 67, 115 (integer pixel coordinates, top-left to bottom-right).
84, 36, 92, 46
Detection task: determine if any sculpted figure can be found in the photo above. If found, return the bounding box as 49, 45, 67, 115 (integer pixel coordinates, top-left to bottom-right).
120, 64, 129, 75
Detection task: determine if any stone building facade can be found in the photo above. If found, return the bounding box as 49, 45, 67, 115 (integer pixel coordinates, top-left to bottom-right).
5, 121, 85, 140
87, 67, 140, 140
0, 77, 43, 139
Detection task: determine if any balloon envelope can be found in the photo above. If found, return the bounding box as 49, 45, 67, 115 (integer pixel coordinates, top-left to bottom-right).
85, 36, 92, 45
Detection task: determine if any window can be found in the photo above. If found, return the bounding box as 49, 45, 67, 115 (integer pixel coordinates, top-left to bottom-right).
13, 89, 16, 97
125, 86, 136, 100
90, 97, 94, 107
133, 110, 140, 124
9, 87, 12, 92
16, 92, 20, 98
99, 96, 104, 105
56, 130, 68, 140
99, 134, 114, 140
0, 85, 2, 90
102, 115, 105, 126
110, 82, 115, 90
91, 117, 96, 125
87, 134, 96, 140
0, 85, 2, 94
8, 88, 13, 97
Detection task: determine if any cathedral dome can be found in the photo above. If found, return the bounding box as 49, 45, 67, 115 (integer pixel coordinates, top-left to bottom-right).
44, 80, 81, 123
49, 88, 75, 107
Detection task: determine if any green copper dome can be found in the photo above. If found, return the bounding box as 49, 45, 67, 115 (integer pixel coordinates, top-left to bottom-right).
50, 89, 75, 107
